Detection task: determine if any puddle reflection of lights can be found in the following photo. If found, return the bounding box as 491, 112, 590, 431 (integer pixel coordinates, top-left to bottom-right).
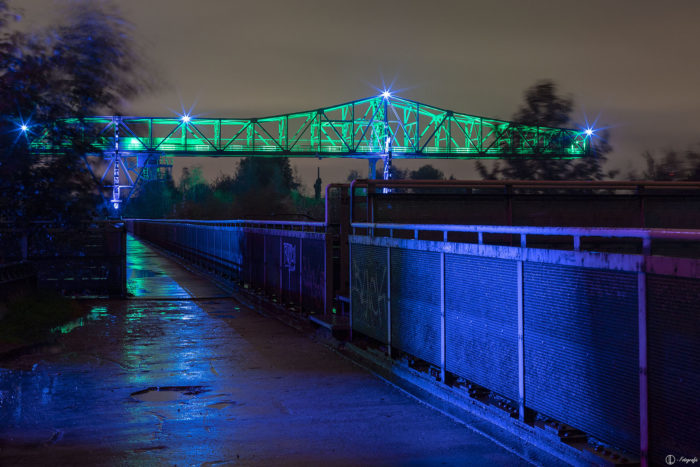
52, 306, 109, 334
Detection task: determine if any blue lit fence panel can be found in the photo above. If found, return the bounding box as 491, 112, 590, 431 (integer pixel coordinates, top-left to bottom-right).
264, 234, 280, 296
350, 243, 388, 343
301, 238, 327, 313
347, 233, 658, 460
524, 264, 639, 454
445, 255, 519, 401
280, 236, 300, 305
249, 233, 264, 289
647, 274, 700, 466
390, 248, 441, 366
129, 220, 330, 314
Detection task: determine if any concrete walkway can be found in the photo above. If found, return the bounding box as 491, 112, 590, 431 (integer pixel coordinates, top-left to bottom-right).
0, 236, 532, 466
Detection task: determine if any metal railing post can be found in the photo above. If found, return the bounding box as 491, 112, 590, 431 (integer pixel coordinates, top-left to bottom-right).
440, 251, 446, 383
638, 266, 649, 466
386, 246, 391, 358
348, 239, 353, 339
517, 259, 525, 422
279, 236, 283, 300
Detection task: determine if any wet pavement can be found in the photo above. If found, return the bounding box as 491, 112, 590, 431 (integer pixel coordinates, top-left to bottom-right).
0, 236, 532, 466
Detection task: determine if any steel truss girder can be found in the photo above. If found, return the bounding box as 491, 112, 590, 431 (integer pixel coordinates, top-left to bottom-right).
84, 151, 170, 211
30, 96, 590, 160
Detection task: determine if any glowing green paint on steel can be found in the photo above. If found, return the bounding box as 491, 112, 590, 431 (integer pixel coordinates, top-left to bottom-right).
30, 96, 589, 158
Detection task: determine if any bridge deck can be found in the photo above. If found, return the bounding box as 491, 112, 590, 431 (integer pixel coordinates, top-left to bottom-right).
0, 236, 532, 466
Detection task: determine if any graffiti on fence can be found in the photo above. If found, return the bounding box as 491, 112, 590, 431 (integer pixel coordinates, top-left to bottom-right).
283, 242, 296, 272
352, 259, 387, 329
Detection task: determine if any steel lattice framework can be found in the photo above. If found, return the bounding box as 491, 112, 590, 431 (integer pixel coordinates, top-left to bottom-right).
29, 95, 591, 210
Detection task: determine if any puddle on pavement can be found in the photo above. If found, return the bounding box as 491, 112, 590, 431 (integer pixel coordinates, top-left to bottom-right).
127, 269, 161, 279
130, 385, 210, 402
206, 401, 236, 410
51, 306, 110, 335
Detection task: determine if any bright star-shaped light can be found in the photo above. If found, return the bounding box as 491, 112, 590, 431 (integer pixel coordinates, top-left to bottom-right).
585, 128, 594, 136
20, 124, 28, 132
181, 115, 191, 123
381, 90, 391, 99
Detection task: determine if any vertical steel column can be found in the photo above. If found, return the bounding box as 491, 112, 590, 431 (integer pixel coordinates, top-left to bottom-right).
517, 259, 526, 422
111, 117, 121, 211
368, 159, 377, 180
325, 233, 333, 315
348, 239, 353, 340
386, 246, 392, 358
299, 238, 303, 309
415, 103, 420, 151
638, 267, 649, 467
279, 236, 283, 300
20, 233, 28, 261
121, 225, 127, 298
263, 231, 267, 290
440, 251, 446, 383
248, 230, 253, 286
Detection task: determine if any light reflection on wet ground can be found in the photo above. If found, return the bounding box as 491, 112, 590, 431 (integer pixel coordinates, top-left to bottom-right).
126, 235, 227, 299
0, 236, 530, 466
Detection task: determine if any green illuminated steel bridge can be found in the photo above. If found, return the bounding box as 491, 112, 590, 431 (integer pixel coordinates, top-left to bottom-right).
30, 94, 591, 209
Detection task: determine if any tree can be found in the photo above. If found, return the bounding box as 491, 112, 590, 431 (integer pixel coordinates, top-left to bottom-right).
476, 80, 616, 181
409, 164, 444, 180
346, 169, 362, 182
628, 149, 700, 181
233, 157, 299, 195
0, 1, 147, 225
124, 174, 177, 219
387, 164, 408, 180
225, 157, 300, 219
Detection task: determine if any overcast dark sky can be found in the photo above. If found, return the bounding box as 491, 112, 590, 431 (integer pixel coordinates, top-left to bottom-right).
21, 0, 700, 189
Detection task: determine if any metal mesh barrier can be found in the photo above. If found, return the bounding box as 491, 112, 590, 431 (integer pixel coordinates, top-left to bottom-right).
524, 263, 639, 453
249, 233, 264, 288
390, 249, 441, 366
301, 238, 326, 312
280, 236, 300, 304
445, 254, 519, 401
647, 274, 700, 465
0, 225, 125, 296
264, 234, 280, 295
351, 243, 388, 343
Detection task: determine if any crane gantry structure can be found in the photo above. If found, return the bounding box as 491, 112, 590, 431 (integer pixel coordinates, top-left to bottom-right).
29, 94, 591, 210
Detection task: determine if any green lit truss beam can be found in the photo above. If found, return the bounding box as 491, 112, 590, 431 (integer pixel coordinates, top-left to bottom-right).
32, 95, 590, 159
28, 95, 590, 211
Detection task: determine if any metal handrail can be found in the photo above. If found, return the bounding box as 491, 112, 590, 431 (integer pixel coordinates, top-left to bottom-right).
351, 179, 700, 189
351, 221, 700, 253
131, 218, 327, 231
352, 222, 700, 239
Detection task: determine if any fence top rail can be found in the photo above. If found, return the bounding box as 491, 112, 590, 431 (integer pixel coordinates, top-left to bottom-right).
129, 218, 327, 229
351, 222, 700, 241
350, 179, 700, 190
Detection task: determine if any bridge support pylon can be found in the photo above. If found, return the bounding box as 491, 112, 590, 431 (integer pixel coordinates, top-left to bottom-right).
368, 158, 379, 180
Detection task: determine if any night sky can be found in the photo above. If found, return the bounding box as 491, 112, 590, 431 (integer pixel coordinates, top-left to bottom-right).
20, 0, 700, 190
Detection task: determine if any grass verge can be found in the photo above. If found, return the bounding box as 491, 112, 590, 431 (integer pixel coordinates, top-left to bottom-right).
0, 290, 87, 349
